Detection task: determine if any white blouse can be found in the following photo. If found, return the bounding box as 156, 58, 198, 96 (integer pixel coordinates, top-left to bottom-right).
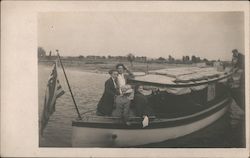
117, 74, 126, 87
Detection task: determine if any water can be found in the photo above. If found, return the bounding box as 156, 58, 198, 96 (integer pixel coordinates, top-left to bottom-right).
38, 65, 245, 147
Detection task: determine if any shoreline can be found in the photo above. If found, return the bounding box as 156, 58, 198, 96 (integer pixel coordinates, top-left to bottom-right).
38, 60, 192, 74
38, 63, 108, 74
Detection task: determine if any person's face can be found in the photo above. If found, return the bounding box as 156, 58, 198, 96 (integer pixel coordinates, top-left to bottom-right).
138, 86, 144, 93
111, 71, 118, 79
117, 66, 124, 74
233, 51, 239, 56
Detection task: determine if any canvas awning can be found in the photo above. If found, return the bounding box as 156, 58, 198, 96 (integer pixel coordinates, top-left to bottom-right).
128, 66, 232, 95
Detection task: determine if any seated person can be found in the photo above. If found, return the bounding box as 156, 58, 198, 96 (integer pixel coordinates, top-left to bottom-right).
116, 63, 134, 94
96, 69, 119, 116
112, 85, 134, 124
133, 85, 154, 127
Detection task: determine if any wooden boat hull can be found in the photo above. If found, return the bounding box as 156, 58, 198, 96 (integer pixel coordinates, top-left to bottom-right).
71, 97, 231, 147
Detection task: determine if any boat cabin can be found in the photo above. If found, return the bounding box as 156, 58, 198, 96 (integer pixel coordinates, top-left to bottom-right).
127, 66, 231, 118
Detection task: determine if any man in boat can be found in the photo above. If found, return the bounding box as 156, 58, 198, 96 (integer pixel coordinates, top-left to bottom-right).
96, 69, 120, 116
116, 63, 134, 94
231, 49, 244, 71
229, 49, 245, 109
112, 85, 134, 124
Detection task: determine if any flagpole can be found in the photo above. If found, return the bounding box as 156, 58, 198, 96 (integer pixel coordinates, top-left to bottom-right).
56, 50, 82, 119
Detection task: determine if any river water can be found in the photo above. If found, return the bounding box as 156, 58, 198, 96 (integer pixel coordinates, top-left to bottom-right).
38, 65, 245, 147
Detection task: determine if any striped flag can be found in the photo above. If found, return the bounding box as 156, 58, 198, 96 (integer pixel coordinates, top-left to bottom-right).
40, 62, 65, 135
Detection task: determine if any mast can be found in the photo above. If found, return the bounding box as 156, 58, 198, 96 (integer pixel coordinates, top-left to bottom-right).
56, 50, 82, 119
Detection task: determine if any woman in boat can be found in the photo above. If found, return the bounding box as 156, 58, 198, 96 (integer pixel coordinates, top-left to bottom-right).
96, 69, 119, 116
133, 84, 154, 127
116, 63, 134, 94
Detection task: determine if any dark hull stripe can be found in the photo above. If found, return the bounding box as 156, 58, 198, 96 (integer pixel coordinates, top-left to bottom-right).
72, 98, 231, 129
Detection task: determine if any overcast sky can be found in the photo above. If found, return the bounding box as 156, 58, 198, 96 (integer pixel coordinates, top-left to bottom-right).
38, 12, 244, 60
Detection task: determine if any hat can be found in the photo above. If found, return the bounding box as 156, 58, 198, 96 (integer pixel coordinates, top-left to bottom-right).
232, 49, 238, 53
121, 85, 134, 100
124, 88, 133, 94
116, 63, 126, 69
121, 85, 133, 94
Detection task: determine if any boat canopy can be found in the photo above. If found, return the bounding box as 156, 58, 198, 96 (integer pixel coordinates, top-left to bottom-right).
128, 66, 232, 95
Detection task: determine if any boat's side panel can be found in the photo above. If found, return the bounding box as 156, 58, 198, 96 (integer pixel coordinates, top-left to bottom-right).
72, 105, 228, 147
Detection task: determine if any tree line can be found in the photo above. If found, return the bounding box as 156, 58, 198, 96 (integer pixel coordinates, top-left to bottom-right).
38, 46, 214, 66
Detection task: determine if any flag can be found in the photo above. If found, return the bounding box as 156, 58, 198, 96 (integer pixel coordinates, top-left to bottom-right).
40, 61, 65, 135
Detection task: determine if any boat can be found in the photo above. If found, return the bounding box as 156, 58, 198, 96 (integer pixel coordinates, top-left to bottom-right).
71, 66, 234, 147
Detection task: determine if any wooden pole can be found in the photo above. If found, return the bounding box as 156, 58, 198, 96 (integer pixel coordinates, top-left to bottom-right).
146, 60, 149, 74
56, 50, 82, 119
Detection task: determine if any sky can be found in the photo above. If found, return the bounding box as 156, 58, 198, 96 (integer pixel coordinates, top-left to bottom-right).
38, 12, 244, 61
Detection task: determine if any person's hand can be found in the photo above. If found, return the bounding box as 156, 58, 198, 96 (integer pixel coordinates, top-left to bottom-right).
152, 88, 159, 95
142, 115, 149, 128
152, 88, 157, 93
123, 65, 128, 70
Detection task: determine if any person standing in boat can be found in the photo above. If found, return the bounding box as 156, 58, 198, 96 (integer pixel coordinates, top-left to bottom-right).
231, 49, 244, 71
116, 63, 134, 94
229, 49, 245, 109
96, 69, 119, 116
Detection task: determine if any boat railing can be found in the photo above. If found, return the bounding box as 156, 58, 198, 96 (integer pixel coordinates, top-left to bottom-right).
76, 111, 156, 122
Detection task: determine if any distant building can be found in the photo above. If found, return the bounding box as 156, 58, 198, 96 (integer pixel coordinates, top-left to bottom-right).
135, 56, 147, 62
86, 55, 104, 60
86, 56, 97, 59
213, 61, 222, 67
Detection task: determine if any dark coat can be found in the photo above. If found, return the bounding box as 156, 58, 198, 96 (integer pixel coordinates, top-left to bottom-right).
97, 77, 118, 116
232, 52, 245, 70
133, 92, 153, 117
237, 53, 245, 70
